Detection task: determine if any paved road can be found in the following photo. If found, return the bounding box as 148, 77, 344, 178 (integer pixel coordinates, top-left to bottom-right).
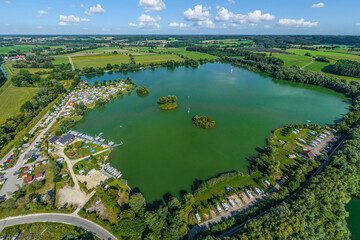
216, 134, 348, 239
0, 99, 69, 200
0, 213, 117, 240
68, 56, 75, 71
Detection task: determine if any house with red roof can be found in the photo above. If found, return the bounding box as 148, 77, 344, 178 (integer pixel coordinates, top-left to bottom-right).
65, 102, 75, 109
34, 171, 45, 181
24, 175, 34, 183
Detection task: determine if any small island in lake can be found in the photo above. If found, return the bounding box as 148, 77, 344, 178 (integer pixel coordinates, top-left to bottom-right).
158, 95, 178, 110
193, 115, 215, 129
137, 86, 149, 96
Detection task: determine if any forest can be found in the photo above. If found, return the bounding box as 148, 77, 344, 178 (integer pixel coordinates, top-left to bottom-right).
330, 60, 360, 78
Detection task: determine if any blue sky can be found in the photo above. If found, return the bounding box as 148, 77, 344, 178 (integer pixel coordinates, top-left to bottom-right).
1, 0, 360, 34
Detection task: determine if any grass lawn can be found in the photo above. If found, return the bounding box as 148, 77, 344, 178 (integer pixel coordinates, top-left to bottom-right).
59, 80, 73, 89
72, 54, 130, 69
1, 222, 99, 240
12, 67, 51, 74
304, 60, 359, 82
134, 54, 184, 65
52, 56, 69, 65
73, 150, 110, 175
271, 53, 313, 68
65, 141, 106, 160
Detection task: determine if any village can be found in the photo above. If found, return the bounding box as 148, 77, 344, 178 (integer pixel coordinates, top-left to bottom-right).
0, 77, 134, 216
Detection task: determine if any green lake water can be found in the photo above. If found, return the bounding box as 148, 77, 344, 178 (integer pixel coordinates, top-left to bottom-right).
347, 197, 360, 239
78, 63, 349, 202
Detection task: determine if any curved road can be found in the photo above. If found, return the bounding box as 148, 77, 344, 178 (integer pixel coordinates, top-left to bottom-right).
0, 213, 118, 240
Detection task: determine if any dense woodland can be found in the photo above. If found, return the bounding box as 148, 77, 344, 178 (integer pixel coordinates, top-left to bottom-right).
330, 60, 360, 78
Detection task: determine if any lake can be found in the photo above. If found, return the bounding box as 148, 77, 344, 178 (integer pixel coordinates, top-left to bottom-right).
78, 63, 349, 202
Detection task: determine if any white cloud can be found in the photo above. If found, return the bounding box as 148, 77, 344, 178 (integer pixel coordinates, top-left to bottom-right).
232, 10, 274, 24
139, 0, 165, 12
80, 4, 84, 8
47, 6, 53, 10
312, 2, 325, 8
215, 6, 233, 22
195, 19, 214, 28
264, 24, 271, 29
278, 18, 318, 28
184, 5, 211, 21
129, 14, 161, 28
356, 23, 360, 27
4, 1, 11, 4
36, 26, 43, 29
169, 22, 189, 28
59, 21, 68, 26
184, 5, 214, 28
59, 15, 90, 26
37, 10, 48, 15
227, 0, 235, 5
85, 4, 105, 15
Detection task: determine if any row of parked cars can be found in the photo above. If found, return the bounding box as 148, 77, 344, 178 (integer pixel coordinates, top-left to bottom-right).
1, 154, 16, 169
195, 187, 265, 223
323, 135, 341, 155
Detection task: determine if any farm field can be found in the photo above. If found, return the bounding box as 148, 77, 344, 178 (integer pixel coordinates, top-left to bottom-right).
0, 83, 37, 124
0, 45, 37, 54
153, 48, 218, 60
271, 53, 313, 68
133, 53, 184, 65
70, 47, 121, 55
72, 54, 131, 69
0, 63, 38, 124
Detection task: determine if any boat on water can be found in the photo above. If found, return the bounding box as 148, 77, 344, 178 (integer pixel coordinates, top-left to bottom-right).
307, 120, 311, 122
108, 141, 114, 146
187, 107, 190, 113
231, 69, 233, 73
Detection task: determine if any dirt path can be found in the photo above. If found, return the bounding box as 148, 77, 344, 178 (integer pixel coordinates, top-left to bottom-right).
71, 149, 111, 165
300, 60, 315, 70
68, 56, 75, 71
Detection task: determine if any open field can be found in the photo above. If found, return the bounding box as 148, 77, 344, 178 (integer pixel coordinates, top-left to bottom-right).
0, 63, 38, 124
134, 53, 184, 65
271, 53, 313, 68
72, 54, 131, 69
12, 67, 51, 74
0, 45, 37, 54
153, 48, 218, 60
52, 56, 69, 65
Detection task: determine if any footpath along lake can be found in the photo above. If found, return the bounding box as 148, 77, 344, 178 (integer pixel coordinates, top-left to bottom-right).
78, 63, 349, 202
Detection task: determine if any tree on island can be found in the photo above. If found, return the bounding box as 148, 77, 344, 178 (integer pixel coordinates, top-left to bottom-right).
158, 95, 178, 110
192, 115, 215, 129
136, 86, 149, 96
